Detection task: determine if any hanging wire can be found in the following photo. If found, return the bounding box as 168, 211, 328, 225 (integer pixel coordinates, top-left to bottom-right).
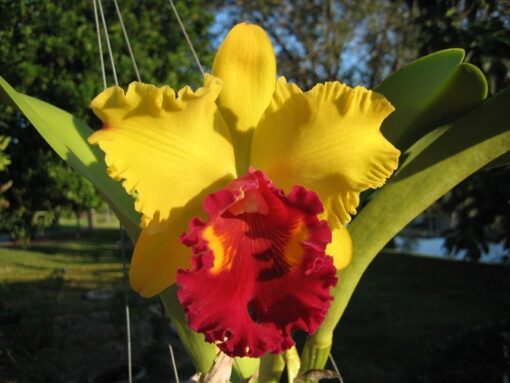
97, 0, 119, 86
167, 0, 205, 76
92, 0, 107, 89
92, 1, 131, 382
328, 353, 344, 383
157, 301, 181, 382
168, 342, 180, 383
93, 1, 186, 381
111, 1, 183, 377
92, 2, 348, 382
112, 0, 141, 82
119, 227, 133, 383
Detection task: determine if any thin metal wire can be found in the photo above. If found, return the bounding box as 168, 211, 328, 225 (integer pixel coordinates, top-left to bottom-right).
167, 0, 205, 76
153, 4, 206, 376
158, 301, 181, 382
92, 0, 107, 89
93, 2, 132, 382
113, 0, 141, 82
120, 227, 133, 383
97, 0, 119, 85
91, 2, 206, 382
328, 353, 344, 383
168, 343, 180, 383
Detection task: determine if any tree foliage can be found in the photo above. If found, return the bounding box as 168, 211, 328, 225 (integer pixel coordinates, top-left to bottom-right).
0, 132, 11, 210
210, 0, 412, 88
0, 0, 213, 240
210, 0, 509, 91
408, 0, 509, 96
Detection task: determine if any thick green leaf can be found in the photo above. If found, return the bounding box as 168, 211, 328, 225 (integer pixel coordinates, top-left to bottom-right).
0, 76, 140, 240
258, 353, 285, 383
309, 85, 510, 347
377, 49, 488, 150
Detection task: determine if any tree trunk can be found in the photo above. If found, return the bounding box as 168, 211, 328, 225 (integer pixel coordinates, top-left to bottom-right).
86, 208, 94, 231
75, 209, 81, 239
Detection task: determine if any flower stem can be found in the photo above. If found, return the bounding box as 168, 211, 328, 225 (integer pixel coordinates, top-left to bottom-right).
299, 336, 332, 382
301, 241, 374, 377
257, 353, 285, 383
283, 346, 300, 382
232, 357, 260, 382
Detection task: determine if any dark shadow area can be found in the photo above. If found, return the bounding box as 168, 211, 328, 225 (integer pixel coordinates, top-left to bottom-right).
0, 227, 195, 382
331, 252, 510, 383
0, 275, 194, 383
3, 229, 510, 382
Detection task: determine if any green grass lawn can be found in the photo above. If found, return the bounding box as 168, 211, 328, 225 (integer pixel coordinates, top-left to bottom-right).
0, 229, 129, 321
0, 233, 121, 284
1, 228, 509, 382
0, 228, 169, 382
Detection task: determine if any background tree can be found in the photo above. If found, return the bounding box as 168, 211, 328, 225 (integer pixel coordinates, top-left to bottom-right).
407, 0, 509, 96
0, 0, 213, 241
209, 0, 508, 90
0, 132, 11, 210
209, 0, 413, 89
48, 165, 104, 233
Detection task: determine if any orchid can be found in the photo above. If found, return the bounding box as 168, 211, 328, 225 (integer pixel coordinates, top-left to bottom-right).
2, 10, 507, 381
87, 23, 399, 357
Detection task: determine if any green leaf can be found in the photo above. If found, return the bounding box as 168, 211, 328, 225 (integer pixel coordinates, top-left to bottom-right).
258, 353, 285, 383
309, 85, 510, 347
0, 76, 140, 241
377, 49, 488, 150
232, 357, 260, 382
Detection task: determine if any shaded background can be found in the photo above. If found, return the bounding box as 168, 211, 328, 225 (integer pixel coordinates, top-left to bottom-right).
0, 0, 509, 382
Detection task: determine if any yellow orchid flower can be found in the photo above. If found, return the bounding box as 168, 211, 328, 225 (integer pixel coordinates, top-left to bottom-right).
88, 23, 399, 357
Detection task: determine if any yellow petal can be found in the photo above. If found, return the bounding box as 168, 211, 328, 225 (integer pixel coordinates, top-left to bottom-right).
327, 225, 353, 270
130, 213, 195, 297
251, 77, 400, 227
212, 23, 277, 173
89, 75, 236, 231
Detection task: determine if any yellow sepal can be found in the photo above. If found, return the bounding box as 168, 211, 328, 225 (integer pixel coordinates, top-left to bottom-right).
212, 23, 277, 173
89, 75, 237, 232
129, 212, 196, 297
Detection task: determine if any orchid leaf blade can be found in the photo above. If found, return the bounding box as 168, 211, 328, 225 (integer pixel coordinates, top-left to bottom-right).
360, 85, 509, 256
0, 76, 140, 240
377, 49, 488, 150
308, 85, 510, 356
